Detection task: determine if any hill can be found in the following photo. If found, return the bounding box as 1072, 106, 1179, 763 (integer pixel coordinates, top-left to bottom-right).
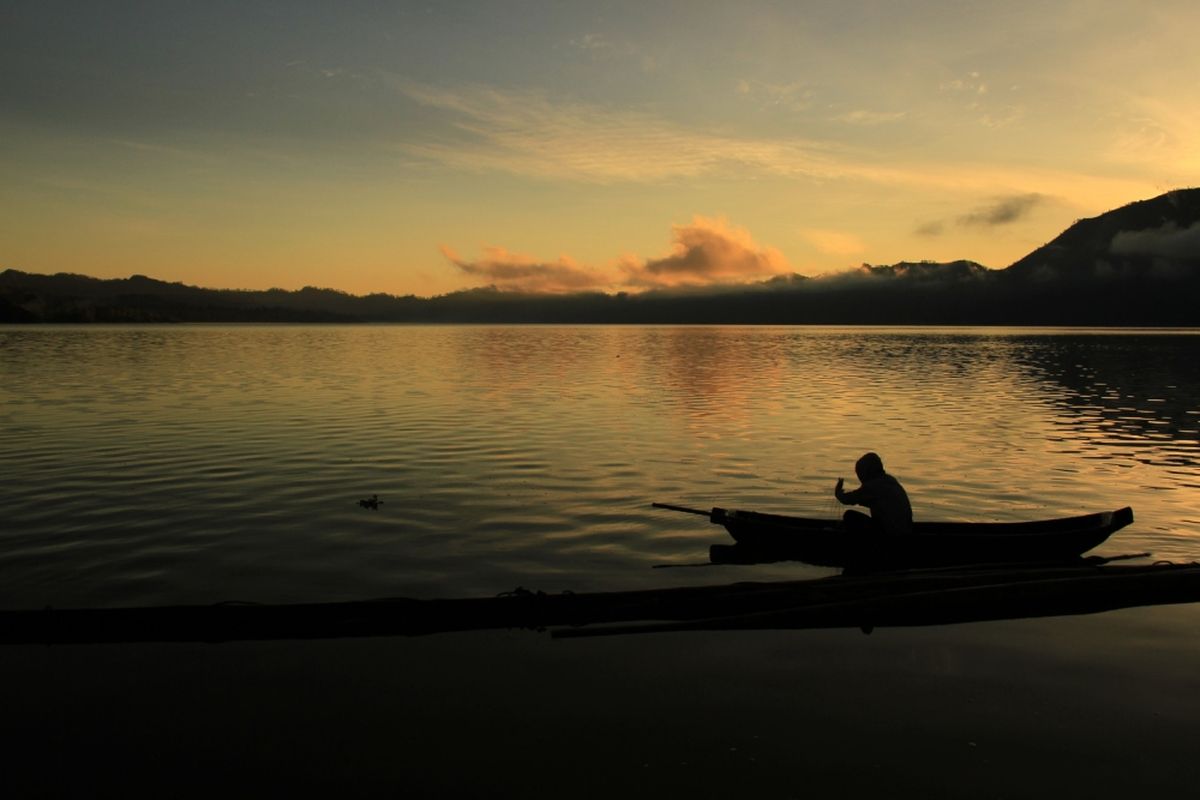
2, 189, 1198, 325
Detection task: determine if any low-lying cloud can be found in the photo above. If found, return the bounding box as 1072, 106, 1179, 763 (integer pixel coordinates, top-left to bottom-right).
1111, 221, 1200, 259
623, 217, 790, 288
443, 217, 790, 293
439, 246, 603, 294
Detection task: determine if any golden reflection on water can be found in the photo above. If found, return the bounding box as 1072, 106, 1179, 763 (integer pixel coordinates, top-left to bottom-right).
3, 326, 1199, 800
0, 325, 1197, 606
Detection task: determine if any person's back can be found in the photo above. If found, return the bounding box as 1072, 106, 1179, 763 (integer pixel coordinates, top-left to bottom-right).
834, 452, 913, 535
853, 472, 912, 535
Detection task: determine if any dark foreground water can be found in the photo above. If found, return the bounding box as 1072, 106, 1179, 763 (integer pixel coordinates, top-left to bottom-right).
2, 325, 1199, 798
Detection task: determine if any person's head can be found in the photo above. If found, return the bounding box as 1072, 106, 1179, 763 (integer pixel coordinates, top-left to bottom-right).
855, 452, 884, 481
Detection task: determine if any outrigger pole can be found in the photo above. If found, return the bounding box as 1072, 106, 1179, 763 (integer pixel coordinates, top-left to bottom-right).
652, 502, 714, 517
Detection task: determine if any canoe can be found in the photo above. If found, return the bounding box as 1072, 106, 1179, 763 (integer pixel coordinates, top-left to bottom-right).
653, 503, 1134, 569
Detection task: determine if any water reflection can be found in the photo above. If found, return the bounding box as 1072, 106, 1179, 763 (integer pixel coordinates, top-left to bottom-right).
4, 561, 1195, 644
1010, 334, 1200, 472
1, 325, 1198, 608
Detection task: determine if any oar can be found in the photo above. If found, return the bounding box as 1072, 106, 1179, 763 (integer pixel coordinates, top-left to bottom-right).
651, 502, 714, 517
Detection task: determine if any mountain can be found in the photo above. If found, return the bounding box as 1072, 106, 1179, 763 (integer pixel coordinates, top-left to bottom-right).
2, 189, 1198, 325
1007, 189, 1200, 280
993, 189, 1200, 324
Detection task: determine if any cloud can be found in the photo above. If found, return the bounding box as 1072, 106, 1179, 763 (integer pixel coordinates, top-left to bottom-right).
390, 79, 847, 184
441, 217, 790, 293
1106, 99, 1200, 173
807, 260, 993, 293
623, 217, 791, 288
914, 193, 1044, 239
385, 78, 1155, 206
939, 71, 1025, 128
1111, 221, 1200, 259
440, 245, 610, 293
958, 193, 1044, 227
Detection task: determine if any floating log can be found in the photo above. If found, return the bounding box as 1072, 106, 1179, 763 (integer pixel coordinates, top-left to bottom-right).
1, 562, 1197, 645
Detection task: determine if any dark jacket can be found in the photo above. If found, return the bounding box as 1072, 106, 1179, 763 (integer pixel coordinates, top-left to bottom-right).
837, 473, 913, 535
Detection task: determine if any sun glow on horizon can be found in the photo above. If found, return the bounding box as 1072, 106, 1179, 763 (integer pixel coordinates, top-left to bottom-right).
2, 1, 1198, 298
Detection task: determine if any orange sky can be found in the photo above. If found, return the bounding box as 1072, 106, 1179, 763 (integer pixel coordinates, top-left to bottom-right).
2, 2, 1197, 297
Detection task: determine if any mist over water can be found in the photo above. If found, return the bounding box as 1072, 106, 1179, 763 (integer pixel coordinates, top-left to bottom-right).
1, 325, 1198, 608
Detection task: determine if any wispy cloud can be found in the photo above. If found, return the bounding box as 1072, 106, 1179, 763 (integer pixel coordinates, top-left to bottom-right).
940, 71, 989, 97
939, 71, 1023, 128
977, 105, 1025, 129
442, 216, 789, 293
392, 79, 840, 183
387, 78, 1154, 206
1106, 97, 1200, 173
958, 193, 1044, 227
915, 193, 1045, 237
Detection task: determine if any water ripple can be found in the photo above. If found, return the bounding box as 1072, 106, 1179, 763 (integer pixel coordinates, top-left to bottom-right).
2, 325, 1198, 607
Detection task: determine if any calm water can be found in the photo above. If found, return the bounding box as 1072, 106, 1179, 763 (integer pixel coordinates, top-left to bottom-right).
2, 325, 1199, 608
6, 324, 1200, 798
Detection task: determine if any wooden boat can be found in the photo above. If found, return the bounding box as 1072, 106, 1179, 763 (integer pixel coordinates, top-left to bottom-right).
653, 503, 1134, 569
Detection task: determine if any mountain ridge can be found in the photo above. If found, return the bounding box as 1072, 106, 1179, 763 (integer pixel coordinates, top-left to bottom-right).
3, 189, 1198, 325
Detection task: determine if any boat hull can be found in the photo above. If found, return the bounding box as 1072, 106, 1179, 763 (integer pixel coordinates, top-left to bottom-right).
712, 506, 1134, 568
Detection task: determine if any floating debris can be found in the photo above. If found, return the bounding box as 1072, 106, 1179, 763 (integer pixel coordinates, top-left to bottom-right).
358, 494, 382, 510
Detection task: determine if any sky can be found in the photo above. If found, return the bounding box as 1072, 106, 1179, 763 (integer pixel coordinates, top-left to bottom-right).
3, 0, 1199, 297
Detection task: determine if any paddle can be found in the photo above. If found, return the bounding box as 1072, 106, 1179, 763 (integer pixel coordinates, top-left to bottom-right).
651, 502, 714, 517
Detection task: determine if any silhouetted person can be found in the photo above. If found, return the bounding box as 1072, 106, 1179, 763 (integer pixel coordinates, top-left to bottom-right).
835, 452, 912, 535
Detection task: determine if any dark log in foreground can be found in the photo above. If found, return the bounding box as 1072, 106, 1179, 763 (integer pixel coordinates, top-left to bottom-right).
2, 562, 1198, 645
555, 561, 1200, 638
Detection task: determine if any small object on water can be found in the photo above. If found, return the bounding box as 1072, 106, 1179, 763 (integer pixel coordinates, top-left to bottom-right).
358, 494, 382, 510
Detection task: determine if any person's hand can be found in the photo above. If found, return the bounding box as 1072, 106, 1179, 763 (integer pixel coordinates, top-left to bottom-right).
835, 477, 844, 493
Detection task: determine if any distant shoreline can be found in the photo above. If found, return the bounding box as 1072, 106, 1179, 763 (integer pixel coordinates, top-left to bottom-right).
5, 321, 1200, 333
4, 188, 1200, 326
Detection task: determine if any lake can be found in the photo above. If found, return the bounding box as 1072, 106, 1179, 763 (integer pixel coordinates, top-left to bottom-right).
2, 324, 1199, 797
3, 324, 1198, 606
